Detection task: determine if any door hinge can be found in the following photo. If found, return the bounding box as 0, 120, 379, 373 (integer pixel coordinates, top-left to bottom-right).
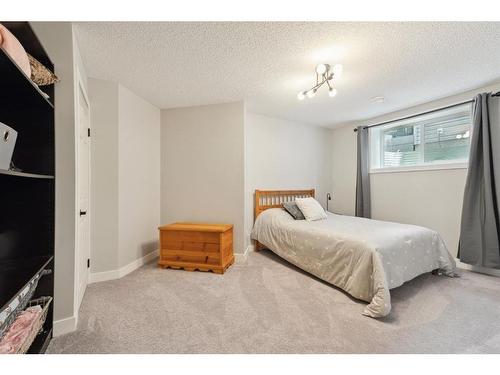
87, 128, 91, 137
87, 258, 90, 268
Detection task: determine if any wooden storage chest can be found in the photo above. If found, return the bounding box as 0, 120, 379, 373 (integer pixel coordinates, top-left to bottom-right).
158, 223, 234, 274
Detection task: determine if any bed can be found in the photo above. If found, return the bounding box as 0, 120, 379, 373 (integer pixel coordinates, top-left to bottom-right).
250, 189, 457, 318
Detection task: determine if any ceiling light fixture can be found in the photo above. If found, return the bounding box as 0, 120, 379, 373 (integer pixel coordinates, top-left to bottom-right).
298, 63, 342, 100
307, 88, 317, 98
315, 63, 328, 75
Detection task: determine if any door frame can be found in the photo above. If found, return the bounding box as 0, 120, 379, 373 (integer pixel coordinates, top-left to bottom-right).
74, 65, 91, 315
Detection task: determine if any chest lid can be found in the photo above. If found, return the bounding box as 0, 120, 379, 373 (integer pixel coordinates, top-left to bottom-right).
159, 222, 233, 233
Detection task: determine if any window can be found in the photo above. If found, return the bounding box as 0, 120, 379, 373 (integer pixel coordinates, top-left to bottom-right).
369, 103, 472, 171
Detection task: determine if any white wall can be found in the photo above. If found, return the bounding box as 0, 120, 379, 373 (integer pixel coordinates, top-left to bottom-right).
88, 79, 119, 273
30, 22, 81, 324
89, 79, 160, 274
72, 27, 88, 94
245, 113, 332, 248
329, 82, 500, 257
160, 102, 246, 253
118, 85, 161, 267
329, 124, 358, 216
371, 169, 466, 257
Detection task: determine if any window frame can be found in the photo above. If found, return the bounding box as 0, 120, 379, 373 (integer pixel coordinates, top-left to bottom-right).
368, 102, 473, 174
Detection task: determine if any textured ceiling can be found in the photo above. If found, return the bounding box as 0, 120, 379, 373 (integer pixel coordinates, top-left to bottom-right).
74, 22, 500, 127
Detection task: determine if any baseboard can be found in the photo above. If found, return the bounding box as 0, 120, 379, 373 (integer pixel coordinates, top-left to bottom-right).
53, 315, 77, 337
89, 249, 159, 284
118, 249, 159, 278
235, 244, 254, 263
456, 258, 500, 277
88, 268, 120, 284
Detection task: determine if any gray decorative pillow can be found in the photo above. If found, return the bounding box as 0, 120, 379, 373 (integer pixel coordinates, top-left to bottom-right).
282, 201, 305, 220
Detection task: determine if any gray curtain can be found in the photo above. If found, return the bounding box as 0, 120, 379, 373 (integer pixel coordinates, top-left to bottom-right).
459, 93, 500, 269
355, 126, 371, 218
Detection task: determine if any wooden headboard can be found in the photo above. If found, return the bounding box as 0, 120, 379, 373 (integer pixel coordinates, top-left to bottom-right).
253, 189, 315, 251
254, 189, 315, 220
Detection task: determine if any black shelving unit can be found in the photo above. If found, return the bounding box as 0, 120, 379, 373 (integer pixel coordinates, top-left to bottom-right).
0, 22, 55, 354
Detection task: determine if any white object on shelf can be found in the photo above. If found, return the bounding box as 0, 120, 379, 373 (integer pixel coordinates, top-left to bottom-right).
0, 121, 17, 170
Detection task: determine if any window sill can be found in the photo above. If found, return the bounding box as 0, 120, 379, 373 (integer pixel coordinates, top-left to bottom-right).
370, 162, 468, 174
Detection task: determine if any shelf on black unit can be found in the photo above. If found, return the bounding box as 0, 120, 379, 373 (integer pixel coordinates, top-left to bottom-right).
0, 21, 55, 355
0, 48, 54, 110
0, 255, 53, 312
0, 169, 54, 179
0, 22, 53, 70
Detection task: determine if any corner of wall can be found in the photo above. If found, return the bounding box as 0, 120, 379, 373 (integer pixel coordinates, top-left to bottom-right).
243, 112, 334, 247
30, 21, 78, 323
160, 102, 246, 254
53, 314, 78, 337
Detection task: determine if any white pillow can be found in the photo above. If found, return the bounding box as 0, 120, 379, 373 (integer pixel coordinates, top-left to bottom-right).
295, 197, 327, 221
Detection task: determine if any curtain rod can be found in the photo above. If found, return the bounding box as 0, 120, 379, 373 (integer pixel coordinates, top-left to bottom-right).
353, 99, 474, 133
353, 91, 500, 133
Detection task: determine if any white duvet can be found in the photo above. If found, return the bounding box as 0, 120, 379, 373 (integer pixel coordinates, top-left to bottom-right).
251, 209, 457, 317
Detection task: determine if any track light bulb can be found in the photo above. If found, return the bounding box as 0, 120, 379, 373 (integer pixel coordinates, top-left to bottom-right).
297, 91, 306, 100
329, 88, 338, 97
315, 64, 327, 75
307, 89, 316, 98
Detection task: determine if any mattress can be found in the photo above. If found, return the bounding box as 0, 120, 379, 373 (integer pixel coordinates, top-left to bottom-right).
250, 208, 457, 317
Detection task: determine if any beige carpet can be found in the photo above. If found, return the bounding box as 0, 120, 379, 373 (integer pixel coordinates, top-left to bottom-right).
47, 250, 500, 354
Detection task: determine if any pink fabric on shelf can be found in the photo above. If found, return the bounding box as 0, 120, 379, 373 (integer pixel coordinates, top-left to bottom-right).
0, 306, 42, 354
0, 24, 31, 77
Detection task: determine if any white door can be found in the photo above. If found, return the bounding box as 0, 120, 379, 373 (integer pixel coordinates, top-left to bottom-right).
76, 83, 91, 311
